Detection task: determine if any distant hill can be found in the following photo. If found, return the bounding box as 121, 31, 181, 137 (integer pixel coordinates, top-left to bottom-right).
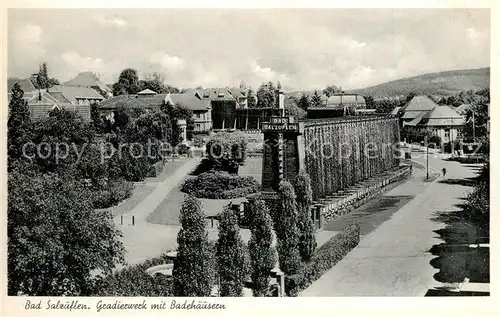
349, 67, 490, 99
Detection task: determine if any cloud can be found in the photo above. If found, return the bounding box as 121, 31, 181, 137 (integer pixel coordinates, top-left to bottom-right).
16, 24, 42, 44
9, 24, 46, 74
150, 51, 186, 73
62, 51, 104, 70
94, 14, 127, 28
466, 27, 482, 40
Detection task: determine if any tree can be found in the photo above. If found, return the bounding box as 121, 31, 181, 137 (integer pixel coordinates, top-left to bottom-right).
248, 198, 276, 296
275, 180, 301, 274
173, 195, 212, 296
284, 96, 306, 119
113, 105, 131, 132
311, 91, 322, 107
257, 82, 277, 108
32, 63, 59, 89
216, 206, 246, 297
294, 170, 317, 261
323, 85, 342, 97
112, 68, 141, 96
464, 103, 489, 141
247, 88, 257, 108
205, 132, 247, 174
239, 80, 247, 89
297, 94, 310, 111
364, 95, 376, 109
31, 109, 95, 174
8, 83, 33, 169
8, 171, 125, 296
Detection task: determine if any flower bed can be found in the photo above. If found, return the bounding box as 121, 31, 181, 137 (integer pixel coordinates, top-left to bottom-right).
181, 171, 260, 199
284, 224, 361, 296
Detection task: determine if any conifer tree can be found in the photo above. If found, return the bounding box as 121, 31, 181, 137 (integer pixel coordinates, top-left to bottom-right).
294, 170, 317, 261
216, 206, 246, 296
275, 180, 301, 274
248, 198, 276, 296
173, 195, 212, 296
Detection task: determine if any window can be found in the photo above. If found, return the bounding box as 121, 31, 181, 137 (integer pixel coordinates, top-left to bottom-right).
196, 113, 201, 119
444, 130, 450, 140
195, 123, 201, 131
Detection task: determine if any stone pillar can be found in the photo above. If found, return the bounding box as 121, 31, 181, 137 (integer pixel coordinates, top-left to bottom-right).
177, 119, 187, 144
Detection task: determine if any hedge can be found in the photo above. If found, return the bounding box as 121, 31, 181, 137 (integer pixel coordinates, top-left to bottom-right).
147, 160, 164, 178
181, 171, 260, 199
91, 178, 134, 209
93, 253, 174, 296
284, 224, 360, 296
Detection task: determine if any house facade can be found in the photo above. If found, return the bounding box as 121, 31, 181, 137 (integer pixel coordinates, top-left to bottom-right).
401, 95, 464, 144
98, 90, 212, 132
7, 78, 100, 122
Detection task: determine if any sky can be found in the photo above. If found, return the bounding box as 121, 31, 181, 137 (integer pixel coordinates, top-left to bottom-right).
7, 9, 490, 91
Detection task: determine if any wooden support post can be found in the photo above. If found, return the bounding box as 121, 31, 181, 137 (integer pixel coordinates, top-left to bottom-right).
132, 215, 135, 226
120, 215, 123, 225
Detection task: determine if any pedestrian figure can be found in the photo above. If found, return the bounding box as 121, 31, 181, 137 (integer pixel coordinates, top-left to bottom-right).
442, 168, 447, 177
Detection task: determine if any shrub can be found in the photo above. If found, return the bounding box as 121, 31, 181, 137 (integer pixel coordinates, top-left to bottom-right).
428, 134, 442, 147
181, 171, 260, 199
177, 143, 190, 156
94, 254, 173, 296
205, 132, 247, 174
173, 195, 212, 296
216, 206, 246, 297
192, 133, 209, 147
284, 224, 360, 296
147, 161, 164, 178
91, 178, 134, 209
275, 181, 301, 275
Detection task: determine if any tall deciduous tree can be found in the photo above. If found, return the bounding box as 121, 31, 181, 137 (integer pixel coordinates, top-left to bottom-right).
298, 94, 310, 111
248, 198, 276, 296
294, 170, 317, 261
8, 171, 125, 296
113, 68, 141, 96
173, 195, 212, 296
8, 83, 33, 169
323, 85, 342, 97
247, 88, 257, 108
275, 180, 301, 274
216, 206, 245, 297
257, 82, 277, 108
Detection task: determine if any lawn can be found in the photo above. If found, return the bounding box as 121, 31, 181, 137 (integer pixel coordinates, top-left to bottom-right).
101, 158, 190, 217
147, 157, 263, 226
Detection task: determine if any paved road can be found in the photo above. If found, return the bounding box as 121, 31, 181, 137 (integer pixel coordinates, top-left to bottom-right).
300, 149, 479, 296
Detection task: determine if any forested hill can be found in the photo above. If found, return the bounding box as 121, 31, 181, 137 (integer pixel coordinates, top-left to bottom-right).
348, 67, 489, 98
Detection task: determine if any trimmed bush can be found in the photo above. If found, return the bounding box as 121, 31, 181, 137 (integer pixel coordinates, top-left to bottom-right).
91, 178, 134, 209
147, 160, 164, 178
181, 171, 260, 199
205, 132, 247, 174
94, 254, 173, 296
284, 224, 360, 296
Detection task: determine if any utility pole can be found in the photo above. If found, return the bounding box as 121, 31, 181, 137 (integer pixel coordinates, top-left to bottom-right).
472, 110, 476, 143
426, 143, 429, 180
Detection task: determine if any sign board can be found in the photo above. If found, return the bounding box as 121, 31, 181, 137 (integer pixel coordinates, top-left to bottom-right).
262, 122, 300, 132
262, 116, 299, 132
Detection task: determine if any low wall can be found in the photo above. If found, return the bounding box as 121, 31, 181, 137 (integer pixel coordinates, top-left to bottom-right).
315, 165, 412, 225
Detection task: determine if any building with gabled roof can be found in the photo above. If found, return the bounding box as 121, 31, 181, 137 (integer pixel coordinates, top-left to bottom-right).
401, 95, 464, 144
98, 91, 212, 132
63, 71, 113, 98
